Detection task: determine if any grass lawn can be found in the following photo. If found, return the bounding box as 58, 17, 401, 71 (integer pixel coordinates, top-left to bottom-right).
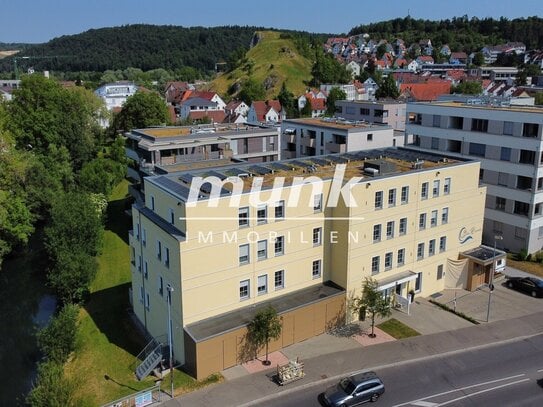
377, 318, 421, 340
65, 180, 216, 406
505, 258, 543, 278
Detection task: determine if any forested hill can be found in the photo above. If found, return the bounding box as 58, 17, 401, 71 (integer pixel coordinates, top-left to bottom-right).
349, 16, 543, 51
0, 25, 263, 73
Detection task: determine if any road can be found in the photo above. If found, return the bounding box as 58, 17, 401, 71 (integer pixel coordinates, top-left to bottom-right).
250, 333, 543, 407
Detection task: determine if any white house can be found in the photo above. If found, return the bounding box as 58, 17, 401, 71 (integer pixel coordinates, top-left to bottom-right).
247, 100, 284, 124
346, 61, 361, 78
94, 81, 138, 111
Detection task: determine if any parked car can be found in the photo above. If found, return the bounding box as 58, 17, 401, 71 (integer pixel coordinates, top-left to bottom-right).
505, 276, 543, 298
319, 371, 384, 406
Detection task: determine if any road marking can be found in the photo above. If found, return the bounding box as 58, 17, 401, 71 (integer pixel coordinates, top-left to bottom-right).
436, 378, 530, 406
392, 374, 526, 407
409, 402, 438, 407
538, 369, 543, 373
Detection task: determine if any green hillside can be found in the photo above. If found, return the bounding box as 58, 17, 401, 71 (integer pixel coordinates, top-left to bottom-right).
209, 31, 314, 99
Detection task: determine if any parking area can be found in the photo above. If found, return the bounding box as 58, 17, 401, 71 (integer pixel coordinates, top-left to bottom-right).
431, 267, 542, 323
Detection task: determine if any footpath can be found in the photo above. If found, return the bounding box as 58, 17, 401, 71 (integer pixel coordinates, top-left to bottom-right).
162, 310, 543, 407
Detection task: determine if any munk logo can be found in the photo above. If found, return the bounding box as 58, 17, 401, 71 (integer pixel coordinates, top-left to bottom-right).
458, 226, 480, 244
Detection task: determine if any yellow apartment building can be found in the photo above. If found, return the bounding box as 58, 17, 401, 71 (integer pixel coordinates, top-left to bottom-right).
129, 147, 492, 379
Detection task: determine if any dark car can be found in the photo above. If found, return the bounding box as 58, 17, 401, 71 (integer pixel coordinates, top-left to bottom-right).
320, 371, 384, 406
505, 276, 543, 298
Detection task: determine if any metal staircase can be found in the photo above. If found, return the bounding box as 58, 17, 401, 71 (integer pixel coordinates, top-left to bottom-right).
135, 339, 164, 381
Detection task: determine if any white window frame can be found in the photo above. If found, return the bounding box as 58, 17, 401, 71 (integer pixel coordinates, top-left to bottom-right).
257, 205, 267, 224
312, 259, 321, 279
274, 235, 284, 256
371, 256, 380, 275
257, 274, 268, 295
313, 227, 322, 246
442, 207, 449, 224
275, 200, 285, 220
399, 217, 407, 235
373, 224, 382, 243
239, 279, 250, 300
375, 191, 383, 209
386, 221, 394, 239
313, 194, 323, 213
417, 243, 425, 260
274, 270, 284, 290
419, 213, 426, 230
430, 210, 438, 227
433, 180, 440, 197
257, 240, 267, 260
388, 188, 396, 207
421, 182, 428, 200
239, 244, 250, 265
401, 186, 409, 204
397, 248, 405, 266
384, 252, 393, 270
444, 178, 451, 195
239, 207, 249, 227
439, 236, 447, 252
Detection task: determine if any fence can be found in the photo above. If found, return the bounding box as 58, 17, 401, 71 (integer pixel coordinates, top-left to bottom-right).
101, 384, 164, 407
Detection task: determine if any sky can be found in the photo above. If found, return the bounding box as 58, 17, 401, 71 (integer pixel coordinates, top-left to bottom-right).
1, 0, 542, 44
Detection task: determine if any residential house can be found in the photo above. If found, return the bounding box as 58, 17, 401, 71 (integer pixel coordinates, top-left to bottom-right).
94, 81, 138, 111
224, 100, 249, 124
335, 99, 407, 132
406, 100, 543, 253
179, 97, 224, 121
353, 78, 379, 101
419, 39, 433, 56
481, 42, 526, 64
399, 81, 452, 102
320, 84, 356, 101
440, 45, 451, 57
450, 52, 468, 65
165, 81, 195, 104
298, 90, 327, 117
129, 147, 488, 379
346, 61, 361, 78
247, 100, 285, 124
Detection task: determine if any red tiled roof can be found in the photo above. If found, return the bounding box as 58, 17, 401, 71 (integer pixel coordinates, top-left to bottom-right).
251, 100, 282, 121
225, 100, 243, 111
450, 52, 468, 59
189, 110, 226, 123
418, 56, 434, 63
400, 82, 451, 101
446, 70, 467, 81
310, 98, 326, 110
190, 91, 217, 101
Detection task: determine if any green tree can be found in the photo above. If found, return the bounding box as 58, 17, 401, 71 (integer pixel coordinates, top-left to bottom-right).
112, 91, 169, 132
352, 278, 392, 338
238, 78, 266, 105
376, 43, 387, 59
517, 64, 542, 86
276, 82, 297, 118
325, 87, 347, 116
247, 306, 282, 365
0, 192, 34, 264
37, 304, 79, 363
535, 92, 543, 106
451, 81, 483, 95
48, 250, 97, 304
79, 157, 126, 196
300, 99, 313, 117
26, 361, 77, 407
472, 52, 485, 67
311, 52, 351, 86
376, 75, 399, 99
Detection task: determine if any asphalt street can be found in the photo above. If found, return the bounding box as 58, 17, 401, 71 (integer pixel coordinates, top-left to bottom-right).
251, 333, 543, 407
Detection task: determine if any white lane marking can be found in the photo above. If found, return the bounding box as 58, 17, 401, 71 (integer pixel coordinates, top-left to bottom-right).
538, 369, 543, 373
436, 378, 530, 406
410, 402, 439, 407
392, 374, 526, 407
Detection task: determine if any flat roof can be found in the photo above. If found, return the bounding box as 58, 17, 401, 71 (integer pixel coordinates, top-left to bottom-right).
411, 100, 543, 114
130, 124, 277, 141
284, 117, 392, 131
462, 245, 506, 264
147, 147, 468, 201
184, 281, 344, 342
155, 158, 243, 174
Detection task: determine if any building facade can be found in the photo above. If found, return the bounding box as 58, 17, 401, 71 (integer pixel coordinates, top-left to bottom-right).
335, 100, 407, 131
129, 147, 487, 379
406, 101, 543, 253
281, 118, 400, 159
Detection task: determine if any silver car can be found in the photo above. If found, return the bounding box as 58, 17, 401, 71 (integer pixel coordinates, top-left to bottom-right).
320, 371, 385, 406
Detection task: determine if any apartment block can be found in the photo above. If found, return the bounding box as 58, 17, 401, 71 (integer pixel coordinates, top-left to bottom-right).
335, 99, 407, 131
125, 124, 280, 182
406, 101, 543, 253
129, 147, 490, 380
281, 117, 401, 159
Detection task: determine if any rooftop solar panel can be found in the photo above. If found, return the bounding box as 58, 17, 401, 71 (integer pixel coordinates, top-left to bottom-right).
178, 173, 194, 184
226, 168, 250, 176
327, 155, 349, 164
270, 162, 293, 171
155, 176, 192, 198
205, 170, 228, 180
309, 157, 330, 166
248, 165, 273, 175
291, 160, 313, 168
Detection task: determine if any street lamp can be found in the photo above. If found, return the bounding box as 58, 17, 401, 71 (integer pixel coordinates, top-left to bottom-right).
486, 235, 503, 322
166, 285, 174, 398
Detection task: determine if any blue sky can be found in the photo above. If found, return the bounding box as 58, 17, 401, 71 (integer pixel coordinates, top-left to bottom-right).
2, 0, 541, 43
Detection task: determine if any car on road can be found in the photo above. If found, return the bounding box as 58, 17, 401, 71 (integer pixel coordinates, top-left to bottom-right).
505, 276, 543, 298
319, 371, 384, 406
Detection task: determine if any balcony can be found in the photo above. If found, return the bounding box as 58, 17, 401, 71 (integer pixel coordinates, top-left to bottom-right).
327, 143, 347, 154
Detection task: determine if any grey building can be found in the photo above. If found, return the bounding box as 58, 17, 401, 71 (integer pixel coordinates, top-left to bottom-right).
406, 100, 543, 253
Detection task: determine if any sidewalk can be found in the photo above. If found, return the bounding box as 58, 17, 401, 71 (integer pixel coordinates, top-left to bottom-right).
164, 311, 543, 407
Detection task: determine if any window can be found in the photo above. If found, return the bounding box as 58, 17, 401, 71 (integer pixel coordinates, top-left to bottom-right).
156, 240, 162, 261
443, 178, 451, 195
433, 115, 441, 127
419, 213, 426, 230
257, 205, 267, 224
135, 223, 140, 240
239, 280, 250, 300
498, 172, 508, 186
239, 244, 250, 264
257, 240, 267, 260
274, 270, 284, 290
421, 182, 428, 200
431, 137, 439, 149
136, 255, 142, 273
142, 228, 147, 246
239, 207, 249, 227
139, 286, 144, 303
313, 227, 322, 246
517, 176, 533, 190
367, 133, 373, 141
415, 272, 423, 292
371, 256, 380, 275
274, 236, 284, 256
429, 239, 436, 256
442, 207, 449, 224
375, 191, 383, 209
158, 276, 163, 296
439, 236, 447, 252
275, 201, 285, 220
503, 121, 514, 135
495, 196, 506, 211
430, 210, 438, 227
388, 189, 396, 207
257, 275, 268, 295
514, 201, 529, 216
432, 180, 440, 197
523, 123, 539, 138
145, 293, 150, 311
312, 260, 321, 278
144, 261, 148, 279
417, 243, 425, 260
313, 194, 323, 212
450, 116, 464, 129
169, 208, 175, 224
150, 195, 155, 211
386, 221, 394, 239
437, 264, 444, 280
373, 224, 382, 243
384, 252, 393, 270
469, 142, 486, 157
164, 247, 170, 268
500, 147, 511, 161
515, 227, 527, 240
397, 249, 405, 266
401, 186, 409, 204
471, 118, 488, 132
399, 217, 407, 235
493, 221, 503, 233
519, 150, 535, 164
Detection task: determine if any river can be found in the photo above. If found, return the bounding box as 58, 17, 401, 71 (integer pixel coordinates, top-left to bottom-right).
0, 232, 57, 406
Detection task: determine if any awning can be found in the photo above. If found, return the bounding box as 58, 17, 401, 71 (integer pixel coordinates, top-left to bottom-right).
377, 270, 418, 291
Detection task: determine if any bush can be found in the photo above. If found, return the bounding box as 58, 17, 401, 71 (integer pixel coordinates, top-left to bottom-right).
37, 304, 79, 363
48, 252, 97, 304
517, 248, 529, 261
26, 361, 77, 407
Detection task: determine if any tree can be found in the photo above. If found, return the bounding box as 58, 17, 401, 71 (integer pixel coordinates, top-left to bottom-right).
247, 306, 282, 365
26, 361, 77, 407
352, 278, 392, 338
325, 87, 347, 116
376, 43, 387, 59
451, 81, 483, 95
376, 75, 399, 99
276, 82, 297, 118
472, 52, 485, 67
112, 91, 169, 132
238, 78, 266, 105
79, 157, 126, 196
535, 92, 543, 106
311, 52, 351, 86
37, 304, 79, 363
517, 64, 542, 86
